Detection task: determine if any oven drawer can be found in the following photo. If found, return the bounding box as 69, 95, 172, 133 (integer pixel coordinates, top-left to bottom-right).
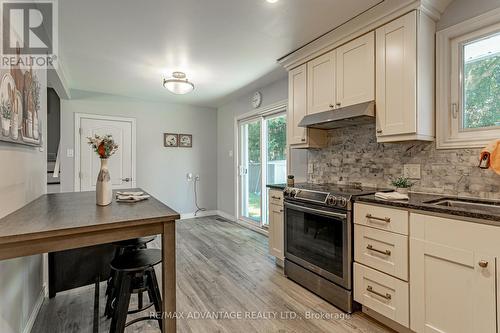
354, 263, 409, 328
354, 203, 408, 235
269, 189, 283, 206
354, 225, 408, 280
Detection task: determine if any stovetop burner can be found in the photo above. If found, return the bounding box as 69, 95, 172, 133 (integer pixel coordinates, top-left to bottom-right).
283, 182, 390, 210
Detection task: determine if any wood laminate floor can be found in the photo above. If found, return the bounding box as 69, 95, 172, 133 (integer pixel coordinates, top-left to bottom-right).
32, 216, 394, 333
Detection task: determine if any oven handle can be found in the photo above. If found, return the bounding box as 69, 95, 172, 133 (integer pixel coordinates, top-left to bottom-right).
284, 202, 347, 219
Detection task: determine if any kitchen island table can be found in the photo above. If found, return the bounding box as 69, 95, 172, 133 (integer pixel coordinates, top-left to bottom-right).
0, 189, 179, 332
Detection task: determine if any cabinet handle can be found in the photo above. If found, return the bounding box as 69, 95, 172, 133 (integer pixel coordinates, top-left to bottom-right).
301, 138, 306, 142
271, 196, 281, 200
367, 244, 391, 256
280, 209, 284, 212
366, 286, 391, 300
329, 104, 334, 109
336, 102, 341, 107
376, 129, 383, 134
479, 260, 489, 268
366, 214, 391, 223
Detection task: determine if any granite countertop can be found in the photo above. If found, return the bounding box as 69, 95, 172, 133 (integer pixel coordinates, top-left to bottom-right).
267, 184, 286, 190
356, 192, 500, 224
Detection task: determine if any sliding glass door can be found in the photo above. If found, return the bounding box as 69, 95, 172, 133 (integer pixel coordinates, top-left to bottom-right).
238, 112, 286, 228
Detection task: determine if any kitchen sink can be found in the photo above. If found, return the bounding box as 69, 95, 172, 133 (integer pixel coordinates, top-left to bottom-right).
425, 198, 500, 214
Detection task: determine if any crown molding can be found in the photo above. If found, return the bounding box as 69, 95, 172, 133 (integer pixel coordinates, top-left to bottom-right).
277, 0, 451, 71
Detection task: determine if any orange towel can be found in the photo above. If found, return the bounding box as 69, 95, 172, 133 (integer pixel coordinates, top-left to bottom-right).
480, 139, 500, 175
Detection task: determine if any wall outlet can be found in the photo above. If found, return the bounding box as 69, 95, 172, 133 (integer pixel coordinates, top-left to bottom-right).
66, 148, 74, 158
404, 164, 421, 179
228, 150, 233, 157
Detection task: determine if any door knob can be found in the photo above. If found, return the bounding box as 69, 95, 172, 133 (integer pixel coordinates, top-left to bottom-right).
478, 260, 488, 268
122, 178, 131, 182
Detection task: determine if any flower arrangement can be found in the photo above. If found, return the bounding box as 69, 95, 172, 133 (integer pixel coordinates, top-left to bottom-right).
1, 100, 12, 119
87, 134, 119, 159
391, 176, 414, 189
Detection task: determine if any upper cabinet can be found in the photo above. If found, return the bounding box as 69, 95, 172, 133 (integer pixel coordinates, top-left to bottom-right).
288, 64, 327, 148
307, 50, 336, 114
288, 64, 308, 145
376, 11, 435, 142
336, 32, 375, 108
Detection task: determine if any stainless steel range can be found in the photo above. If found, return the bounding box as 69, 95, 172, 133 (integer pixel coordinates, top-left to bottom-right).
283, 183, 386, 313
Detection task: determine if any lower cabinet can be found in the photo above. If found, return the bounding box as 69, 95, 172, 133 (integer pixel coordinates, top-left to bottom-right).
268, 189, 284, 262
410, 213, 498, 333
354, 205, 500, 333
354, 263, 409, 327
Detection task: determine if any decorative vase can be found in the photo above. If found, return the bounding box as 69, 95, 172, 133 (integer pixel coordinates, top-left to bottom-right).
396, 187, 409, 194
1, 117, 10, 136
10, 114, 18, 139
96, 158, 113, 206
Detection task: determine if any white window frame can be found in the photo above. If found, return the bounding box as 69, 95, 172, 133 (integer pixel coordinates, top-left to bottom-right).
436, 8, 500, 149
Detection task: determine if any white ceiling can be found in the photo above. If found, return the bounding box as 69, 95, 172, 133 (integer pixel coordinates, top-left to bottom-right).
60, 0, 384, 107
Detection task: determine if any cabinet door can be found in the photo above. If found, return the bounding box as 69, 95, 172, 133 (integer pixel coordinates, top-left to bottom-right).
410, 239, 496, 333
307, 50, 335, 114
336, 32, 375, 108
376, 11, 417, 137
268, 203, 284, 260
288, 64, 307, 145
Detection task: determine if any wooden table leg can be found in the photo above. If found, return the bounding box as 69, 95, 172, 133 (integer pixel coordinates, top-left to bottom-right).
162, 221, 176, 332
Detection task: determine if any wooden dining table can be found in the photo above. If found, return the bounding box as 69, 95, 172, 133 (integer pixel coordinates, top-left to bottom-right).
0, 189, 180, 332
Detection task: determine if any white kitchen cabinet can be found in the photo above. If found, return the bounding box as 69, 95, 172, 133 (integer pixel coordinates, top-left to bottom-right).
288, 64, 327, 148
375, 10, 435, 142
410, 213, 498, 333
307, 50, 336, 115
336, 32, 374, 108
268, 189, 284, 262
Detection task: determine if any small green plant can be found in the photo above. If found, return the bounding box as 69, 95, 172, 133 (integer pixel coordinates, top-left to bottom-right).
1, 100, 12, 119
391, 176, 414, 189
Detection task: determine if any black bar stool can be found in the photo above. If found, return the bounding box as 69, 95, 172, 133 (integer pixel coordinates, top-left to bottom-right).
109, 249, 163, 333
104, 236, 156, 318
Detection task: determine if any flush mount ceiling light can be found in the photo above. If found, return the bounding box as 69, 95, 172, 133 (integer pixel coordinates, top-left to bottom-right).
163, 72, 194, 95
266, 0, 279, 3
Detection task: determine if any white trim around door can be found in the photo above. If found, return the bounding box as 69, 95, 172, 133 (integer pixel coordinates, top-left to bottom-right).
74, 113, 137, 192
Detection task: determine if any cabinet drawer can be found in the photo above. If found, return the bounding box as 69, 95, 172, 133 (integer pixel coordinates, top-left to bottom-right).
354, 263, 409, 328
269, 189, 283, 206
354, 203, 408, 235
355, 225, 408, 280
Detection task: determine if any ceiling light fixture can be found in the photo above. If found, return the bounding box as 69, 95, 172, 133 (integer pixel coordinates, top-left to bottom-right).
163, 72, 194, 95
266, 0, 279, 3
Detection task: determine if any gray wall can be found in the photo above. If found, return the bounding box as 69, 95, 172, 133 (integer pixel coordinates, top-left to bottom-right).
216, 77, 308, 217
60, 90, 217, 215
437, 0, 500, 30
308, 123, 500, 200
0, 70, 46, 333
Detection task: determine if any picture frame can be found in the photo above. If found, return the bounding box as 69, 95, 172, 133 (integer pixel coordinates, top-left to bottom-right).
163, 133, 178, 147
179, 134, 192, 148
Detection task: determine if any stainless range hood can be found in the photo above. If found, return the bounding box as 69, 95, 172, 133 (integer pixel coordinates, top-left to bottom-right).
298, 101, 375, 130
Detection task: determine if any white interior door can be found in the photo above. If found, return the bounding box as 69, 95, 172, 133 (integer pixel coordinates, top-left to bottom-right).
77, 114, 136, 191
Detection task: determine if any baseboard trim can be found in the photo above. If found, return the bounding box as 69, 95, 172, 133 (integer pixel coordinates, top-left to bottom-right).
24, 286, 45, 333
180, 210, 219, 220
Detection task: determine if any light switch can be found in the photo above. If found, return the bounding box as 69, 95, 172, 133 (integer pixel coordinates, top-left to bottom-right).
66, 148, 74, 158
228, 150, 233, 157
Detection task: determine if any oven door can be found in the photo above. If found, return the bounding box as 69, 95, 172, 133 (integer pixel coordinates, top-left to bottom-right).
284, 201, 351, 289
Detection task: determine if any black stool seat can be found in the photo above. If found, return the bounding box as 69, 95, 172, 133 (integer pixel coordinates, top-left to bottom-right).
110, 249, 161, 272
113, 236, 156, 248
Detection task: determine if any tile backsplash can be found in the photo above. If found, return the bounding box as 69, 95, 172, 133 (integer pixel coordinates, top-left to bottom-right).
307, 123, 500, 200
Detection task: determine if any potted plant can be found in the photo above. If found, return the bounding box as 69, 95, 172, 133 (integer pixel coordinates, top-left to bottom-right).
1, 100, 12, 136
87, 134, 119, 206
391, 176, 414, 194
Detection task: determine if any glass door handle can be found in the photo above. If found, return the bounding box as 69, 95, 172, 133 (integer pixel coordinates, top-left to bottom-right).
121, 178, 131, 182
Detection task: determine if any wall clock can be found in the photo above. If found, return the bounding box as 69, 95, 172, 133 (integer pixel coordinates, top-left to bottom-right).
252, 91, 262, 108
164, 133, 178, 147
